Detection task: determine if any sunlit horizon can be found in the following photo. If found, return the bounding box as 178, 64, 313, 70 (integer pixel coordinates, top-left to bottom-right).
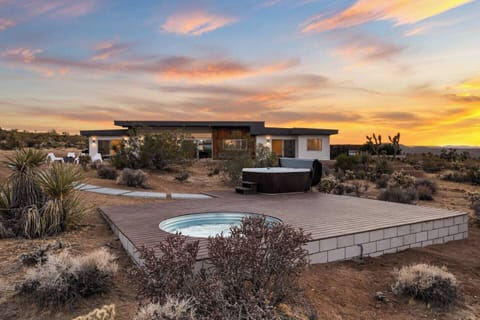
1, 0, 479, 146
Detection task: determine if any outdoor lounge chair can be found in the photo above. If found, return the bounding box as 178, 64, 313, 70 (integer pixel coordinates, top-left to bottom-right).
46, 152, 64, 163
91, 153, 103, 163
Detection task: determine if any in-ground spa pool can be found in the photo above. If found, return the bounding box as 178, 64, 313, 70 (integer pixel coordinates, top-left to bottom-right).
159, 212, 282, 238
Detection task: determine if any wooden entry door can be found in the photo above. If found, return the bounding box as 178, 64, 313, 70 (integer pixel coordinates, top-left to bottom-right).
272, 139, 283, 156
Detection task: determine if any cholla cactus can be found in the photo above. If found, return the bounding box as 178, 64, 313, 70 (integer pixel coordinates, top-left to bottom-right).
344, 170, 356, 180
465, 191, 480, 208
318, 175, 338, 193
134, 296, 196, 320
387, 170, 415, 189
73, 304, 116, 320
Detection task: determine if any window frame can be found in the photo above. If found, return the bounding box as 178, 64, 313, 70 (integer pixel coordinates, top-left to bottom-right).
223, 138, 248, 151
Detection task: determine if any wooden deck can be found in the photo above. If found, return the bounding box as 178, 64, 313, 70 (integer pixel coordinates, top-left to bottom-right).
100, 191, 468, 264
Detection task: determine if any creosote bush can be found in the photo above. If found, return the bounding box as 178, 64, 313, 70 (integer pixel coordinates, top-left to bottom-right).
392, 264, 458, 308
97, 165, 118, 180
17, 248, 117, 307
378, 187, 417, 204
133, 216, 311, 319
116, 168, 148, 188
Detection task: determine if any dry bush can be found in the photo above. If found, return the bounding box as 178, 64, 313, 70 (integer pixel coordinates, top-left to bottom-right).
132, 235, 199, 303
133, 217, 310, 319
473, 201, 480, 227
73, 304, 116, 320
465, 191, 480, 208
344, 170, 356, 180
392, 264, 458, 307
378, 187, 417, 204
19, 240, 66, 266
97, 165, 118, 180
134, 296, 196, 320
415, 179, 437, 194
117, 168, 148, 188
388, 171, 416, 189
318, 175, 338, 193
175, 172, 190, 182
375, 173, 390, 189
17, 248, 117, 307
207, 216, 310, 316
416, 185, 434, 201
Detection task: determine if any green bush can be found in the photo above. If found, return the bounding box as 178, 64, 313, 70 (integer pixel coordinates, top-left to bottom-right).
422, 157, 446, 173
255, 143, 279, 167
415, 179, 438, 194
334, 154, 360, 172
392, 264, 457, 308
378, 187, 416, 204
374, 158, 393, 177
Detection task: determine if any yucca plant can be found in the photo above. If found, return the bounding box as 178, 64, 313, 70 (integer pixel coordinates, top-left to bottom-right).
0, 183, 13, 210
4, 149, 45, 208
0, 183, 15, 238
36, 163, 85, 234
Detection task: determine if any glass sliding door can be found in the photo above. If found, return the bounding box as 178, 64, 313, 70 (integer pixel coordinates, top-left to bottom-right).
283, 140, 296, 158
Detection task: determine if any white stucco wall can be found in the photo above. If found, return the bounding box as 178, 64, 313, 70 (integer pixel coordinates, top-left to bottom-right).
297, 135, 330, 160
255, 135, 331, 160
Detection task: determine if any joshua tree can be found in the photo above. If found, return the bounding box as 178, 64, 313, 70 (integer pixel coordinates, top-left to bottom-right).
388, 132, 401, 159
366, 133, 382, 156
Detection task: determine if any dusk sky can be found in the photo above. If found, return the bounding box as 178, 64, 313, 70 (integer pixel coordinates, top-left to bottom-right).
1, 0, 479, 145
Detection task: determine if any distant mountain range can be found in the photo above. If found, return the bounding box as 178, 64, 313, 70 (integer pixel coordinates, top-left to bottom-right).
401, 145, 480, 157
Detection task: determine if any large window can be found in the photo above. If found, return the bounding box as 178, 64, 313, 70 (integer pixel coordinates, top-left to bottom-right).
307, 138, 322, 151
223, 139, 247, 151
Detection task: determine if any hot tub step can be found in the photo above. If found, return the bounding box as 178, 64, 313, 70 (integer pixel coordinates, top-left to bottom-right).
235, 186, 257, 194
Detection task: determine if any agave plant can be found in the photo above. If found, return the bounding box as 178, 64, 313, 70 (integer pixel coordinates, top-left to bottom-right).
4, 149, 45, 208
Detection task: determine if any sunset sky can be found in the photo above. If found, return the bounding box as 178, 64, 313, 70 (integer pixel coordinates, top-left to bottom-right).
1, 0, 479, 145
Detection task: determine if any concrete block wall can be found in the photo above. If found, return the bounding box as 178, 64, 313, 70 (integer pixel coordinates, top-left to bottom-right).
307, 214, 469, 264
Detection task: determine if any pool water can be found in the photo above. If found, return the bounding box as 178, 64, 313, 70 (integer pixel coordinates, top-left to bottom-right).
159, 212, 281, 238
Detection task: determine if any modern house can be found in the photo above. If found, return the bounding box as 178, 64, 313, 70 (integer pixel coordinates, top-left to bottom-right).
80, 121, 338, 160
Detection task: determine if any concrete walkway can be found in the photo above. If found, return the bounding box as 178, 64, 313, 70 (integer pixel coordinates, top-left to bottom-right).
76, 184, 212, 200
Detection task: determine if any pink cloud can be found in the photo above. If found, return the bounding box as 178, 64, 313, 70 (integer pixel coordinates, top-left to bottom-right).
0, 18, 15, 31
333, 34, 404, 63
302, 0, 472, 33
15, 0, 96, 18
162, 10, 236, 36
91, 41, 130, 61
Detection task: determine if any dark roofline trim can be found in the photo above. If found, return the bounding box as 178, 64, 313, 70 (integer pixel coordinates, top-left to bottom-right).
114, 120, 265, 128
80, 129, 129, 137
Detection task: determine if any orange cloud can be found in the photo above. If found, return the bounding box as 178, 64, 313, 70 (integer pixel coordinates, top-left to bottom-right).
0, 18, 15, 31
333, 34, 404, 63
162, 11, 236, 36
302, 0, 472, 33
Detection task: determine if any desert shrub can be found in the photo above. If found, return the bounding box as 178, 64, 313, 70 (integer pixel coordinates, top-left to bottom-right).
97, 165, 118, 180
466, 191, 480, 207
140, 133, 196, 170
20, 240, 66, 266
134, 297, 196, 320
344, 170, 356, 180
375, 174, 390, 188
223, 153, 254, 185
0, 183, 13, 209
472, 201, 480, 227
255, 143, 279, 168
374, 158, 394, 177
207, 167, 220, 177
388, 171, 416, 189
133, 216, 310, 319
378, 187, 417, 204
117, 168, 148, 188
392, 264, 457, 307
208, 216, 310, 309
78, 154, 91, 170
175, 172, 190, 182
466, 166, 480, 185
318, 175, 338, 193
417, 185, 434, 201
422, 157, 446, 173
415, 179, 437, 194
17, 248, 117, 307
5, 148, 45, 208
73, 304, 116, 320
132, 235, 199, 303
441, 170, 469, 183
334, 154, 360, 172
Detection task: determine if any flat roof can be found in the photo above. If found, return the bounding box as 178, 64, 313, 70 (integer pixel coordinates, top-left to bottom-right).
80, 129, 128, 137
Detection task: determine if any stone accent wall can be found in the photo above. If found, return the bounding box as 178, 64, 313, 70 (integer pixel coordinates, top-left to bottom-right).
307, 215, 469, 264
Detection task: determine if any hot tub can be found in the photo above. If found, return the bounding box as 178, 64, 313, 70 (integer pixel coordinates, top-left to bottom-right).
242, 167, 312, 193
159, 212, 282, 238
